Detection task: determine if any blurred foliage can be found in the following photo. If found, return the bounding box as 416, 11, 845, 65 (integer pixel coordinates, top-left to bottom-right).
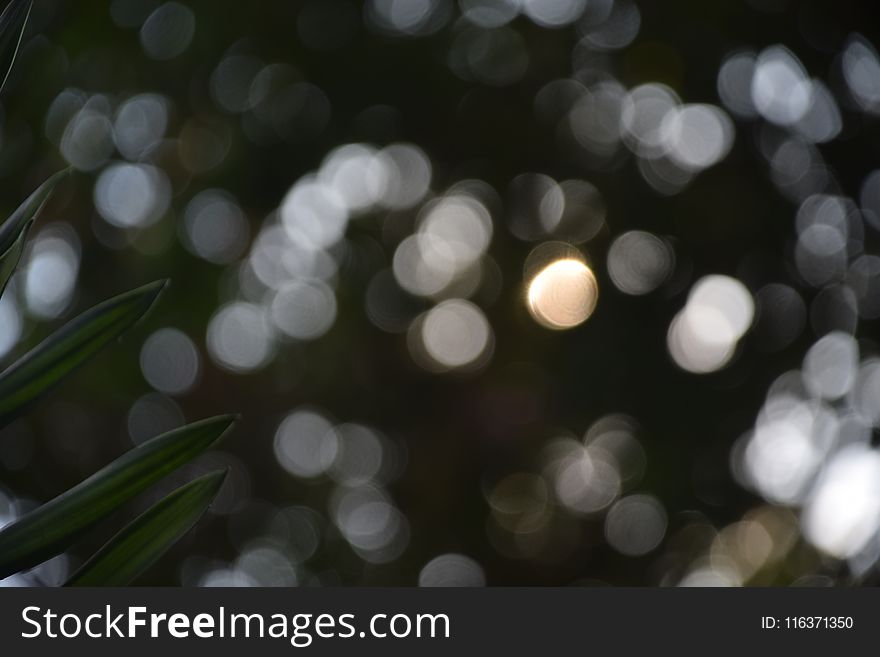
1, 0, 880, 587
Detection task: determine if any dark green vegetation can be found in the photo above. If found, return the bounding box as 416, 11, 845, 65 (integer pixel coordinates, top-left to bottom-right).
0, 0, 233, 586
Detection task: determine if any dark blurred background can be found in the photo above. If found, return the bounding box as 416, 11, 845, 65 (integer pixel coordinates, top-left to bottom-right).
2, 0, 880, 586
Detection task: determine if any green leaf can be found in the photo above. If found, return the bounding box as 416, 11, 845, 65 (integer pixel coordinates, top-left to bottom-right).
0, 279, 167, 425
0, 216, 31, 301
65, 469, 228, 587
0, 0, 31, 92
0, 415, 236, 580
0, 169, 69, 301
0, 169, 70, 256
